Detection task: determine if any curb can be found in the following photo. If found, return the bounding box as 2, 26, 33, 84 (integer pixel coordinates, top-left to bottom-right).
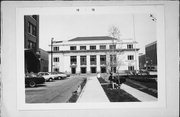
76, 77, 89, 103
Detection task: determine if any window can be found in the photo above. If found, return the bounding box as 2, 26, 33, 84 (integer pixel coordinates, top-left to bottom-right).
128, 55, 134, 60
70, 56, 77, 65
32, 15, 38, 20
32, 26, 37, 36
80, 56, 86, 65
70, 46, 76, 50
110, 55, 117, 63
80, 46, 86, 50
90, 55, 96, 65
71, 68, 76, 74
111, 67, 116, 73
53, 47, 59, 51
101, 67, 106, 73
28, 22, 37, 36
127, 44, 133, 49
81, 67, 86, 74
100, 45, 106, 50
91, 67, 97, 73
128, 66, 134, 71
28, 41, 36, 50
27, 22, 31, 34
109, 45, 116, 49
53, 57, 59, 62
90, 46, 96, 50
100, 55, 106, 65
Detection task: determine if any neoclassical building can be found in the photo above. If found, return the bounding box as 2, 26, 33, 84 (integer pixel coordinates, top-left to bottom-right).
48, 36, 139, 74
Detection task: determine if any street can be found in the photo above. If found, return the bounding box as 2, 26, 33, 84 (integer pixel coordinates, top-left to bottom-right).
25, 76, 85, 103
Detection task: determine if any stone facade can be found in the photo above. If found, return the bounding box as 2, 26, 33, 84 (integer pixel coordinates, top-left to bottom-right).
49, 36, 139, 74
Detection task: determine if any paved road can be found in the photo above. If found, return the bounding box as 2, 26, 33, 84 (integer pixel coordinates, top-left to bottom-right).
25, 76, 85, 103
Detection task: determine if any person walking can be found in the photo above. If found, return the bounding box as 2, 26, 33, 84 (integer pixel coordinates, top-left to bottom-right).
108, 72, 115, 89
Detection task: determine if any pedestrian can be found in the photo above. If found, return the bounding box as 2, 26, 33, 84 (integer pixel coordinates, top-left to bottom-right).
108, 72, 115, 89
115, 76, 121, 89
97, 72, 101, 78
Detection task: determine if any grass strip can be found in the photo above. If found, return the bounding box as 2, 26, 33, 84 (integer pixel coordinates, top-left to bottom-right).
124, 79, 157, 97
98, 77, 140, 102
68, 78, 87, 103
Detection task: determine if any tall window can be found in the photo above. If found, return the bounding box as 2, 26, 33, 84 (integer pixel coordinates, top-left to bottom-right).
53, 57, 59, 62
70, 56, 77, 65
100, 55, 106, 65
90, 45, 96, 50
111, 67, 116, 73
80, 46, 86, 50
70, 46, 76, 50
28, 22, 36, 36
128, 66, 134, 71
101, 67, 106, 73
100, 45, 106, 50
91, 67, 96, 73
81, 67, 86, 74
28, 41, 36, 50
109, 45, 116, 49
110, 55, 117, 63
32, 15, 38, 20
71, 68, 76, 74
53, 47, 59, 51
32, 26, 37, 36
128, 55, 134, 60
90, 55, 96, 65
80, 56, 86, 65
127, 44, 133, 49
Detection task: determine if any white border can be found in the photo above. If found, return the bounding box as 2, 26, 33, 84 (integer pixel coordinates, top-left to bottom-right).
16, 5, 166, 110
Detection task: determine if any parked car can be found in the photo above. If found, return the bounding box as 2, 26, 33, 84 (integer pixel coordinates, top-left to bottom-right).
62, 72, 71, 77
137, 69, 150, 75
25, 74, 45, 88
53, 72, 67, 80
38, 72, 56, 82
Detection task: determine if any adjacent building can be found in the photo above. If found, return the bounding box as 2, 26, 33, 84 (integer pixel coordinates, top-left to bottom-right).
139, 54, 146, 69
39, 48, 49, 72
49, 36, 139, 74
139, 41, 157, 71
145, 41, 157, 71
24, 15, 40, 73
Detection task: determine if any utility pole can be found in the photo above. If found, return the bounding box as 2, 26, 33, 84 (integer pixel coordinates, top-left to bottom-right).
132, 14, 138, 72
51, 37, 54, 73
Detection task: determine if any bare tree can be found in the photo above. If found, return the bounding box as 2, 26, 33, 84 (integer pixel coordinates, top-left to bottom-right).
106, 26, 124, 74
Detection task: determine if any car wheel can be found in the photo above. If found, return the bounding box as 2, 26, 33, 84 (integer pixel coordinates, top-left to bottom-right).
58, 77, 61, 80
49, 78, 53, 82
29, 81, 36, 88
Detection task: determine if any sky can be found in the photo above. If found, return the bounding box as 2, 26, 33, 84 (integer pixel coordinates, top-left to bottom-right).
39, 13, 156, 54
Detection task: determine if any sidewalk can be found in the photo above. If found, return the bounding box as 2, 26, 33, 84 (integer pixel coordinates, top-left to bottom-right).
121, 84, 157, 101
77, 76, 109, 103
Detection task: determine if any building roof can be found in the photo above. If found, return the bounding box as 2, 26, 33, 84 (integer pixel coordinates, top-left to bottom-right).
145, 41, 157, 47
68, 36, 117, 41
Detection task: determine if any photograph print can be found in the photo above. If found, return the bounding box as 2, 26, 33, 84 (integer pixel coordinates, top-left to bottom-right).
24, 12, 158, 103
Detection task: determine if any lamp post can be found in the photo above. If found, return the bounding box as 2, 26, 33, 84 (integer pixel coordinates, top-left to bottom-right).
51, 37, 54, 73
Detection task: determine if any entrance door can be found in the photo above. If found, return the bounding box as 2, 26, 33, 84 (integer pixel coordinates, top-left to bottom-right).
71, 67, 76, 74
81, 67, 86, 74
91, 67, 96, 73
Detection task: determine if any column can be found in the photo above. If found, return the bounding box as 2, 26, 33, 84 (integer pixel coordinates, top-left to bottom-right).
97, 54, 100, 73
76, 55, 80, 74
87, 55, 90, 74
